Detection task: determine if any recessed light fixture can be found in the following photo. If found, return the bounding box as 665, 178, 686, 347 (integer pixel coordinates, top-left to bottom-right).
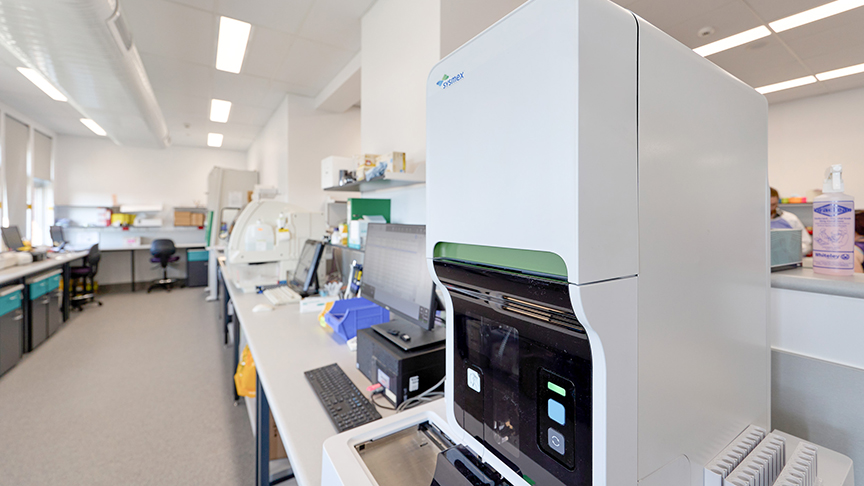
815, 62, 864, 81
693, 26, 771, 57
756, 75, 817, 95
215, 16, 251, 74
80, 118, 107, 136
769, 0, 864, 33
207, 133, 224, 147
210, 99, 232, 123
17, 67, 68, 101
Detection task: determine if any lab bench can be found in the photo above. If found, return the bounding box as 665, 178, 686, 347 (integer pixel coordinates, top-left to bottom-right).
218, 257, 399, 486
770, 266, 864, 486
0, 251, 89, 376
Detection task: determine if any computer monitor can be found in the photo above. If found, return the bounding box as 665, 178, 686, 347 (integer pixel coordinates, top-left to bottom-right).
361, 224, 439, 344
290, 239, 324, 295
50, 226, 66, 248
2, 226, 24, 251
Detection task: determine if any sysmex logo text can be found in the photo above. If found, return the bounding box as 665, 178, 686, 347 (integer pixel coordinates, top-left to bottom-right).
814, 203, 852, 217
436, 72, 465, 89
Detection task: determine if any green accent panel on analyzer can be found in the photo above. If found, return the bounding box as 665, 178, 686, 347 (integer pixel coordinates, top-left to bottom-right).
433, 242, 567, 279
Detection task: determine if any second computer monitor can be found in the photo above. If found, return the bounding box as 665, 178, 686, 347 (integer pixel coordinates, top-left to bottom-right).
291, 239, 324, 294
2, 226, 24, 251
50, 226, 65, 247
360, 223, 436, 331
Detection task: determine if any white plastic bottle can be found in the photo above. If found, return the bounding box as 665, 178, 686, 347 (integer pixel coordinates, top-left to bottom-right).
812, 164, 855, 275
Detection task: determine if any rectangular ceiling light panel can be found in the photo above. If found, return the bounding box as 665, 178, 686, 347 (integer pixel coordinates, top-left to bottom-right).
815, 62, 864, 81
17, 67, 68, 101
210, 99, 232, 123
756, 75, 817, 94
770, 0, 864, 33
208, 133, 224, 147
216, 16, 252, 73
80, 118, 107, 136
693, 26, 772, 57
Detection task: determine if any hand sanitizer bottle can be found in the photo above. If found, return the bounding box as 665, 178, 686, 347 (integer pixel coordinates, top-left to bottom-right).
812, 164, 855, 275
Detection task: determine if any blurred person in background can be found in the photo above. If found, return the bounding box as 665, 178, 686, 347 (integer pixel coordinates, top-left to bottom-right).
770, 187, 812, 255
854, 210, 863, 274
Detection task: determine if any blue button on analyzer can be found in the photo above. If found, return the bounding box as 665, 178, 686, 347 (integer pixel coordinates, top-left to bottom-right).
548, 398, 565, 425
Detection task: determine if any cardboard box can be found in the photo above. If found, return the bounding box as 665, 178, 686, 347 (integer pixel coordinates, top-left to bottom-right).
269, 411, 287, 460
174, 211, 192, 226
354, 154, 378, 181
376, 152, 406, 173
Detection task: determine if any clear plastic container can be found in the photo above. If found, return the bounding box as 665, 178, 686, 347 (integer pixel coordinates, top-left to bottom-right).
812, 165, 855, 275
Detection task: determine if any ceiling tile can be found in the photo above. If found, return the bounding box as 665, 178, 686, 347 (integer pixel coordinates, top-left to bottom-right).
624, 0, 736, 32
745, 0, 848, 24
780, 8, 864, 60
164, 0, 217, 10
662, 1, 765, 49
272, 38, 354, 93
153, 90, 210, 118
297, 0, 368, 51
801, 42, 864, 73
229, 103, 275, 126
242, 26, 296, 79
122, 0, 217, 66
214, 0, 315, 35
709, 35, 811, 88
211, 71, 272, 107
140, 53, 214, 98
820, 72, 864, 93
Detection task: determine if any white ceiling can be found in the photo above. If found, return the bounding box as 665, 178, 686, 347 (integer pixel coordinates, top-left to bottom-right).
0, 0, 862, 148
615, 0, 864, 103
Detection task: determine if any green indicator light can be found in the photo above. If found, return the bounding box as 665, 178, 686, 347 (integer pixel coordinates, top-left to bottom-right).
522, 474, 536, 485
548, 382, 566, 396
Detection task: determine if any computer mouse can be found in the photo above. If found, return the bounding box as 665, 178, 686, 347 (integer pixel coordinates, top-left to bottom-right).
253, 304, 274, 313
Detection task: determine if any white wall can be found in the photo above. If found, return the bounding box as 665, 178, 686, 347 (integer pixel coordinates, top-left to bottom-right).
247, 96, 289, 191
769, 86, 864, 207
246, 94, 361, 213
55, 136, 247, 209
286, 95, 361, 212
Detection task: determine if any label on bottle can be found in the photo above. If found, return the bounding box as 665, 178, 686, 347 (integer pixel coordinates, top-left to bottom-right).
812, 200, 855, 271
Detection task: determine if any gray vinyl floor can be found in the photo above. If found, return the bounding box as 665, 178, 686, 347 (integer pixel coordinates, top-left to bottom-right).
0, 288, 256, 485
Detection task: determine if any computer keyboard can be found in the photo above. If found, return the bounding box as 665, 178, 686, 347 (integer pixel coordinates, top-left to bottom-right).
263, 286, 301, 305
305, 363, 382, 432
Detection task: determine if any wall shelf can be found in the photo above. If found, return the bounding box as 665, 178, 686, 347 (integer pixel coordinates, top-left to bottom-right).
323, 163, 425, 193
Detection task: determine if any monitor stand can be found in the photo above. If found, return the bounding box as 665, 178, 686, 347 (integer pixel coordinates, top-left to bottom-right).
372, 315, 445, 352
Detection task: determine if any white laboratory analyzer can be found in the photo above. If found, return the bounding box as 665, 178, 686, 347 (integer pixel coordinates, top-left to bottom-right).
225, 200, 325, 292
320, 0, 855, 485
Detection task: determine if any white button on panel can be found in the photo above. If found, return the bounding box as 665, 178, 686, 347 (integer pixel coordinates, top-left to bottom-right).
467, 368, 481, 393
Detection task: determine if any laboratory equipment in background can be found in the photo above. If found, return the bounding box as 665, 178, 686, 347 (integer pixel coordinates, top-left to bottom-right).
812, 164, 855, 275
346, 198, 390, 249
205, 166, 258, 300
355, 223, 446, 407
322, 0, 854, 485
321, 156, 356, 189
771, 229, 803, 271
226, 200, 325, 292
50, 226, 67, 251
186, 249, 208, 287
2, 226, 25, 251
0, 284, 24, 377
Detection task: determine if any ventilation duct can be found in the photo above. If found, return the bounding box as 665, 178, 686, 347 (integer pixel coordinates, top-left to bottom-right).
0, 0, 171, 147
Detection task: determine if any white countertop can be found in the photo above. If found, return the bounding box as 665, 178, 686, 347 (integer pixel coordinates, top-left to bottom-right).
771, 267, 864, 299
220, 259, 397, 486
0, 251, 89, 286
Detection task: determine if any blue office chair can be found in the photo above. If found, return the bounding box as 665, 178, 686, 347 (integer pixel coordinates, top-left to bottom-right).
148, 239, 181, 293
